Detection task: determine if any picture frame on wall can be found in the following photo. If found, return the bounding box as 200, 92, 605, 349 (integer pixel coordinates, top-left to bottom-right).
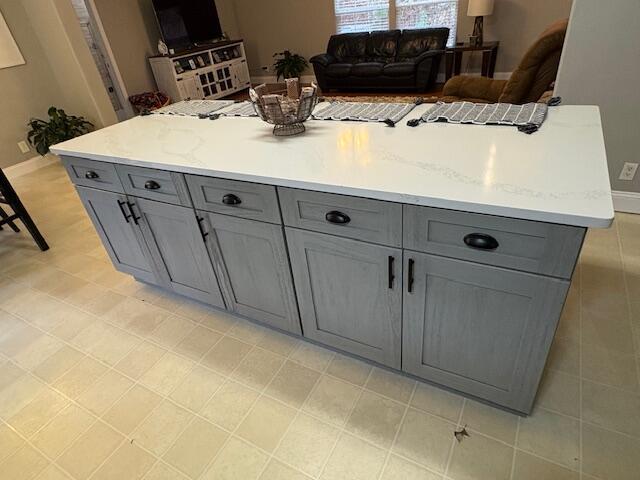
0, 10, 25, 69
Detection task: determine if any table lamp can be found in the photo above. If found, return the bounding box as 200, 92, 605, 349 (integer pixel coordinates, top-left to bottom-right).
468, 0, 494, 46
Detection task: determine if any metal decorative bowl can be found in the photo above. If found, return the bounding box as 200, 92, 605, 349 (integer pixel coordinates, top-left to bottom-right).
250, 82, 319, 136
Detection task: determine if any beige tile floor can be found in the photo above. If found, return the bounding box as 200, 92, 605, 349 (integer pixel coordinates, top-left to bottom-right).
0, 161, 639, 480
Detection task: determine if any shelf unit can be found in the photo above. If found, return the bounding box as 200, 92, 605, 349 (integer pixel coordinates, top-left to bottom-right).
149, 40, 250, 102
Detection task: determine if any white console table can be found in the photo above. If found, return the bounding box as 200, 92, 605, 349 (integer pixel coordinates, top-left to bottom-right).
149, 40, 250, 102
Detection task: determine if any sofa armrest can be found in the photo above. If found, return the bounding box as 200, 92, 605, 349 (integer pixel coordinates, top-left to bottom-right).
442, 76, 508, 103
414, 49, 445, 64
309, 53, 336, 67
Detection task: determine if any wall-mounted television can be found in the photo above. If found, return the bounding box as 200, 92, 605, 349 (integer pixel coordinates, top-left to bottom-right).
152, 0, 223, 52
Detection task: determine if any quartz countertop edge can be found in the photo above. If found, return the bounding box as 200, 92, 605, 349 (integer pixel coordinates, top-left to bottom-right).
51, 104, 615, 229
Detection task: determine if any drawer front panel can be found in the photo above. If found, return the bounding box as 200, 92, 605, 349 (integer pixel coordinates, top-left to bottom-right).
403, 205, 585, 278
186, 175, 281, 224
116, 165, 192, 206
279, 188, 402, 247
62, 156, 124, 193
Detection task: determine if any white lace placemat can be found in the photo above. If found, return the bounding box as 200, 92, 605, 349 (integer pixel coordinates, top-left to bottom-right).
152, 100, 236, 117
312, 102, 417, 124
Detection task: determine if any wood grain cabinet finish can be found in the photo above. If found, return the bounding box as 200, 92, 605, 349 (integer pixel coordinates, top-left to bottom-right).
199, 212, 301, 334
404, 205, 585, 279
131, 197, 226, 309
76, 186, 157, 284
116, 165, 192, 207
62, 156, 124, 193
286, 228, 402, 368
186, 175, 281, 224
402, 251, 569, 413
279, 188, 402, 247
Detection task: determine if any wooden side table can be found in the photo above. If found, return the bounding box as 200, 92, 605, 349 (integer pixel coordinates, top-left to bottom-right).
445, 41, 500, 81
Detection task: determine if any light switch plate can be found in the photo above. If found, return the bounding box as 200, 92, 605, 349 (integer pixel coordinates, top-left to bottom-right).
619, 162, 639, 181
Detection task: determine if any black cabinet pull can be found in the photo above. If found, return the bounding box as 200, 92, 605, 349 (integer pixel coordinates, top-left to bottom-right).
463, 233, 499, 251
325, 210, 351, 225
222, 193, 241, 206
127, 202, 141, 225
407, 258, 415, 293
388, 256, 395, 289
117, 200, 131, 223
196, 216, 209, 242
144, 180, 161, 190
85, 170, 99, 179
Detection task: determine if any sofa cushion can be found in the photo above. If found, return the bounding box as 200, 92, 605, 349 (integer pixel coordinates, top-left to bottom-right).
366, 30, 400, 62
351, 62, 385, 77
325, 63, 353, 78
327, 33, 368, 62
397, 28, 449, 60
383, 61, 416, 77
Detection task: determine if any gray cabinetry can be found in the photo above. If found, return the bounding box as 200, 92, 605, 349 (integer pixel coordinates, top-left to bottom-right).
404, 205, 585, 278
279, 188, 402, 247
286, 228, 402, 368
76, 186, 157, 284
402, 251, 569, 413
131, 197, 226, 309
187, 175, 281, 223
116, 165, 192, 206
200, 212, 300, 334
62, 157, 124, 193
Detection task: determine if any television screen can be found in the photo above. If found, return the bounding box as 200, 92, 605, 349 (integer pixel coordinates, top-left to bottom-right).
152, 0, 223, 51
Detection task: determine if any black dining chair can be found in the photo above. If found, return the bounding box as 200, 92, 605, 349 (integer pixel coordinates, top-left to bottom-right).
0, 168, 49, 251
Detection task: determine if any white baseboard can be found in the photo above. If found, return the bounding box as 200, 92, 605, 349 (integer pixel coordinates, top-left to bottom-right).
612, 190, 640, 214
4, 154, 59, 180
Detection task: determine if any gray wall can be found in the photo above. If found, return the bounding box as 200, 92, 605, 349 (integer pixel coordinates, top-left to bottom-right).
555, 0, 640, 193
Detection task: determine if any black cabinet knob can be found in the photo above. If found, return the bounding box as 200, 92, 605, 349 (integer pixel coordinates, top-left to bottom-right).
144, 180, 161, 190
463, 233, 499, 251
325, 211, 351, 225
222, 193, 242, 206
85, 170, 99, 179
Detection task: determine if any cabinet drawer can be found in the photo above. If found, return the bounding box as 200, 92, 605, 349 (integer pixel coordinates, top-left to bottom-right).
116, 165, 192, 206
403, 205, 585, 279
62, 156, 123, 193
186, 175, 280, 223
279, 188, 402, 247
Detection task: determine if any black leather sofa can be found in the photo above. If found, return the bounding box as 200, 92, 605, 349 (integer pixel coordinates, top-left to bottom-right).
310, 28, 449, 92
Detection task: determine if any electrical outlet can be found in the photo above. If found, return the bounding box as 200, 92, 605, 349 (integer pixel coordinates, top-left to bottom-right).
17, 141, 30, 154
619, 162, 639, 181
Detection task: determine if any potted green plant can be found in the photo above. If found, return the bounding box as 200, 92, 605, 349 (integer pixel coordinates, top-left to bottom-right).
273, 50, 308, 81
27, 107, 94, 156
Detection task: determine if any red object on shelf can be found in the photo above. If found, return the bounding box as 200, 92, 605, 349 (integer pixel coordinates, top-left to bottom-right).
129, 92, 170, 114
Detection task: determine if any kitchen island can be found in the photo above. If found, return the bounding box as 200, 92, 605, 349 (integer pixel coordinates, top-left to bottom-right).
51, 104, 613, 414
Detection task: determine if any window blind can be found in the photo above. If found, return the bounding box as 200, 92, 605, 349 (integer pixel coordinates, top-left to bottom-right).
334, 0, 390, 34
396, 0, 458, 46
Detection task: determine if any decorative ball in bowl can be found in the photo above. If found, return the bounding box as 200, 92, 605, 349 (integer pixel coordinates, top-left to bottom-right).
249, 79, 319, 136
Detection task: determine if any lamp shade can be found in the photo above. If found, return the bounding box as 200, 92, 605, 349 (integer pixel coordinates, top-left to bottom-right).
467, 0, 494, 16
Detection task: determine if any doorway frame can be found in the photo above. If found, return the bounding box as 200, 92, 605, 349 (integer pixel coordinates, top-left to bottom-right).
80, 0, 135, 120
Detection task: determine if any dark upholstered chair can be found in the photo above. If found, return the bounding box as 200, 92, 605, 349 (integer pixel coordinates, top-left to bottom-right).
310, 28, 449, 92
441, 19, 568, 104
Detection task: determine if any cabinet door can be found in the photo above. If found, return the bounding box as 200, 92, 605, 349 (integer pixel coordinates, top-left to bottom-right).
402, 252, 569, 414
286, 228, 402, 368
201, 213, 301, 334
76, 186, 157, 284
131, 197, 225, 309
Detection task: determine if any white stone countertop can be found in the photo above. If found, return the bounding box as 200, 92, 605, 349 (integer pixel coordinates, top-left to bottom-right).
51, 104, 614, 228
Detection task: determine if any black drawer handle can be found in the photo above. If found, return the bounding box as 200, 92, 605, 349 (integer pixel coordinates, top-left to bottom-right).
388, 256, 395, 289
407, 258, 415, 293
144, 180, 161, 190
85, 170, 99, 179
222, 193, 242, 206
464, 233, 499, 251
325, 211, 351, 225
